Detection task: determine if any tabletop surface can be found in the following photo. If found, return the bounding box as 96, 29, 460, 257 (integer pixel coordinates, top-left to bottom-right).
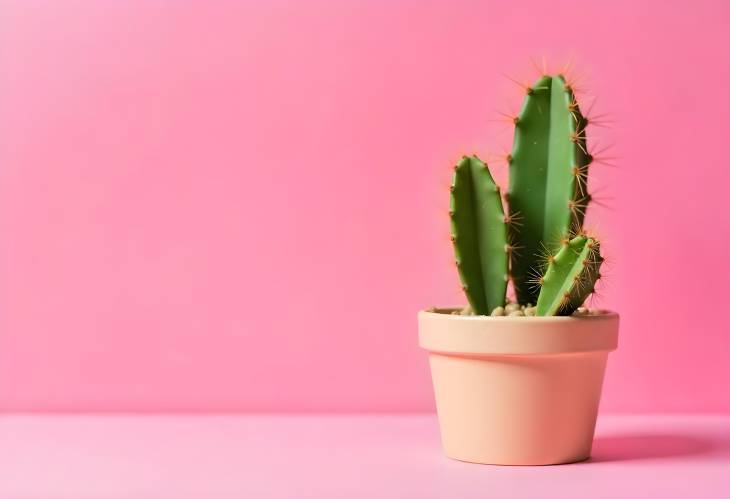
0, 413, 728, 498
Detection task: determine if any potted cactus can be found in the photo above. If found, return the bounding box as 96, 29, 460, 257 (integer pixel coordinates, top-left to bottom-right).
418, 73, 619, 465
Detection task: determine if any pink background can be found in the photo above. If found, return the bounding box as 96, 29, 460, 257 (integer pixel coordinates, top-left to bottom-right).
0, 0, 728, 413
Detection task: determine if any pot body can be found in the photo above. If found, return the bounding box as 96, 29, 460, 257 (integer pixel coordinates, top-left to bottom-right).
419, 310, 618, 465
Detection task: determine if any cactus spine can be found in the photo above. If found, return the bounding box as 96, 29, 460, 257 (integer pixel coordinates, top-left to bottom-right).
450, 155, 509, 315
508, 75, 590, 305
535, 235, 603, 316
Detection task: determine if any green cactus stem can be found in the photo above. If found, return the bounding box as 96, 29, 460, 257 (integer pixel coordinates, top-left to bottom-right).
508, 75, 591, 305
450, 155, 509, 315
535, 235, 603, 316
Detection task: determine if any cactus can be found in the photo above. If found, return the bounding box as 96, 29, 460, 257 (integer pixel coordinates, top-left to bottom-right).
446, 70, 606, 316
508, 75, 590, 305
450, 155, 509, 315
534, 235, 603, 316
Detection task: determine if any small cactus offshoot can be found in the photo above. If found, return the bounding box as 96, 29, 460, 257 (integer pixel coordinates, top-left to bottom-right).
535, 235, 603, 316
447, 69, 606, 316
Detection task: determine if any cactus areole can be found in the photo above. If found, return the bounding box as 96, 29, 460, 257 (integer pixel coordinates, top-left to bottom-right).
449, 74, 603, 316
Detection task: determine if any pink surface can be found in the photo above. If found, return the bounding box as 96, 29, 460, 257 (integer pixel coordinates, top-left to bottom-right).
0, 414, 728, 498
1, 1, 729, 412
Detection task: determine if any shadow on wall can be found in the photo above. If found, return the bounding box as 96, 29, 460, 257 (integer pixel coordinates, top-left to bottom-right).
589, 434, 723, 462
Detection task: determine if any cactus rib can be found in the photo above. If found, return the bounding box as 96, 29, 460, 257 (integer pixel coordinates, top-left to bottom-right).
450, 155, 508, 315
535, 235, 603, 316
508, 75, 590, 305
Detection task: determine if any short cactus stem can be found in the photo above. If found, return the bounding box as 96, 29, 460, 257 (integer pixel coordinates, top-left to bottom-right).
450, 155, 508, 315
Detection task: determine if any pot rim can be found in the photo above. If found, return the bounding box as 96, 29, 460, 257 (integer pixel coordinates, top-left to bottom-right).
421, 308, 617, 321
418, 309, 619, 355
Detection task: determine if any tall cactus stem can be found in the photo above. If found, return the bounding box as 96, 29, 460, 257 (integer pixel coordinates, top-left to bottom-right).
507, 74, 591, 304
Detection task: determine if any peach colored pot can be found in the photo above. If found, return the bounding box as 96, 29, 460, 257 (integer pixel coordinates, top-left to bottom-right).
418, 309, 618, 465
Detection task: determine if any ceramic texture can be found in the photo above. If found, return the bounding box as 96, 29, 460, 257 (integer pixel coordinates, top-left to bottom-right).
418, 311, 619, 465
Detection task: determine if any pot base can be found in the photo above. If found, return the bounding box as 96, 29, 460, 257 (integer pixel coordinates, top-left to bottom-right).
430, 351, 607, 466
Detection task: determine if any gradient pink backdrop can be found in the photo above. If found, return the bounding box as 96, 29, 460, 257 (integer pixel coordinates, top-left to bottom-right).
0, 0, 728, 413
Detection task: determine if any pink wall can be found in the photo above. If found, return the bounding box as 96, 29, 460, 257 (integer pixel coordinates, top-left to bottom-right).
0, 0, 728, 413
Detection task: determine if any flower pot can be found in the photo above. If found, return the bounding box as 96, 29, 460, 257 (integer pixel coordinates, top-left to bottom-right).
418, 309, 619, 465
